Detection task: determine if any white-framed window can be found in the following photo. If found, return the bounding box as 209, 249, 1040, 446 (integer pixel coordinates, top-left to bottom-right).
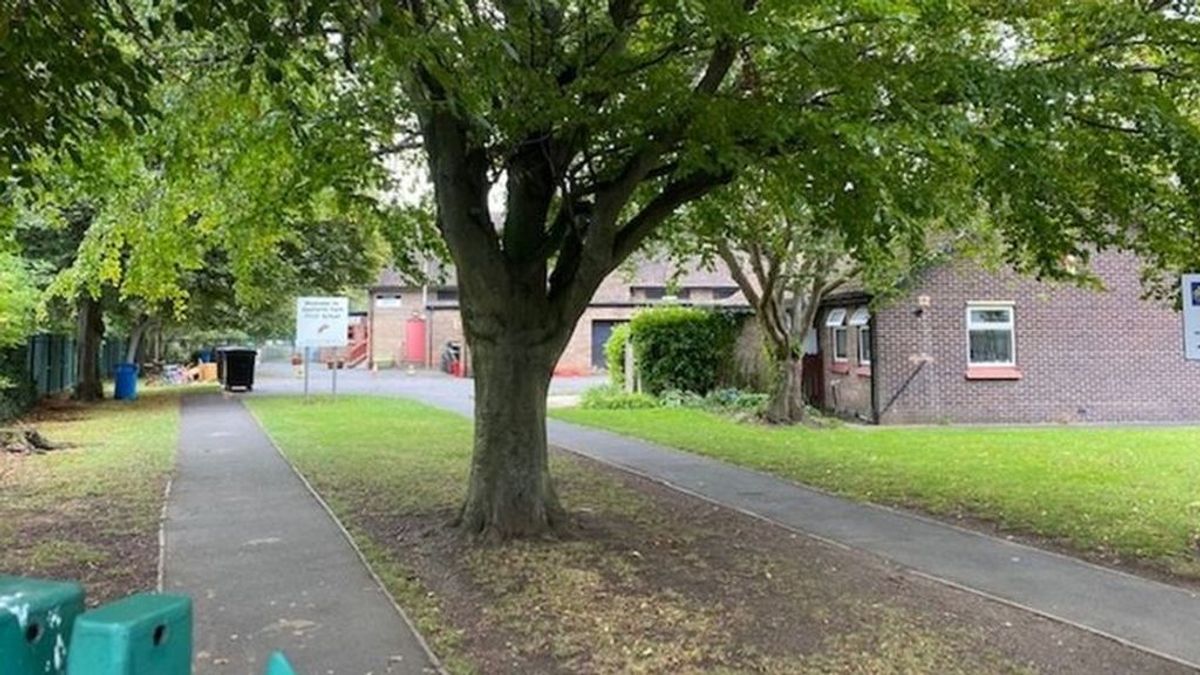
966, 303, 1015, 366
832, 327, 848, 361
857, 326, 872, 365
847, 307, 871, 366
826, 308, 849, 361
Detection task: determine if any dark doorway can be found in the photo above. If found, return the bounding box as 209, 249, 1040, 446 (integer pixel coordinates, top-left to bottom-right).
802, 353, 824, 408
591, 320, 626, 370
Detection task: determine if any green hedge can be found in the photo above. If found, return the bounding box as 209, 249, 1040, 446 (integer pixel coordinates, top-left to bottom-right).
604, 323, 632, 388
630, 307, 741, 395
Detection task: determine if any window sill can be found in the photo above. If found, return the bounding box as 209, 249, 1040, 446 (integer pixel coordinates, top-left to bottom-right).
965, 366, 1022, 380
855, 366, 872, 377
830, 362, 851, 374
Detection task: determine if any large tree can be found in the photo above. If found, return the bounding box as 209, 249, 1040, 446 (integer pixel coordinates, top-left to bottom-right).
172, 0, 1200, 538
0, 1, 161, 181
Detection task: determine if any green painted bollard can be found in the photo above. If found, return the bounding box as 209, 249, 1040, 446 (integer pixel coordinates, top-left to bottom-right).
66, 593, 192, 675
0, 575, 85, 675
264, 651, 298, 675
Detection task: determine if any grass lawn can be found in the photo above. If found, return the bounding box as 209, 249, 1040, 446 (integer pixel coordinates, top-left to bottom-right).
0, 387, 182, 603
553, 407, 1200, 579
247, 395, 1178, 675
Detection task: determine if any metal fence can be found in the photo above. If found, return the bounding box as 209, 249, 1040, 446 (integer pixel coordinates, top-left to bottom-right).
6, 333, 126, 400
26, 334, 78, 397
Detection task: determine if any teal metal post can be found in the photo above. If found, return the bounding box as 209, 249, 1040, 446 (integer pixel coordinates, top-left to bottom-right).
0, 575, 86, 675
264, 651, 299, 675
66, 593, 192, 675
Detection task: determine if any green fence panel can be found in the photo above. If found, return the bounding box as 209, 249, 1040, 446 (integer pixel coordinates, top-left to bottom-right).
0, 575, 86, 675
29, 335, 48, 396
66, 593, 192, 675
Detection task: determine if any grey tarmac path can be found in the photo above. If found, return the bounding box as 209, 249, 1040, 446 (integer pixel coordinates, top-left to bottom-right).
253, 366, 1200, 671
163, 393, 439, 675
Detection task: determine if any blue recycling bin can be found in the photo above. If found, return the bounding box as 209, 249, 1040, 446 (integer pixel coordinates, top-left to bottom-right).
114, 363, 139, 401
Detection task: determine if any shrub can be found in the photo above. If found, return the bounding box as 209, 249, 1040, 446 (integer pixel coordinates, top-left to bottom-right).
704, 387, 769, 413
579, 385, 660, 410
604, 323, 632, 388
659, 388, 704, 408
630, 307, 741, 395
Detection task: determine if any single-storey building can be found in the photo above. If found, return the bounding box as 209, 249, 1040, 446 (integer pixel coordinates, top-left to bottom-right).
816, 252, 1200, 424
366, 261, 747, 374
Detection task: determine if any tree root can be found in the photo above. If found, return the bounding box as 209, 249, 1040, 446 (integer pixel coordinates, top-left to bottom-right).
451, 499, 574, 543
0, 427, 75, 454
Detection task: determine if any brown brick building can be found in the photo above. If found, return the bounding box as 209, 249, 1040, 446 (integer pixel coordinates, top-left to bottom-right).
817, 253, 1200, 424
366, 261, 746, 374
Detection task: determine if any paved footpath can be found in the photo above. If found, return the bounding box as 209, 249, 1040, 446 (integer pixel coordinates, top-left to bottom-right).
164, 393, 439, 675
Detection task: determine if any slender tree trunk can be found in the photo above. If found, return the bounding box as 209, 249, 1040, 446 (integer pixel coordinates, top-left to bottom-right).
456, 335, 567, 540
73, 296, 104, 402
766, 351, 807, 424
125, 317, 152, 364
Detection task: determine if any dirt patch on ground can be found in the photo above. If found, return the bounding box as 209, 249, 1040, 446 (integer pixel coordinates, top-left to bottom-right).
0, 394, 177, 605
0, 497, 160, 605
351, 451, 1187, 674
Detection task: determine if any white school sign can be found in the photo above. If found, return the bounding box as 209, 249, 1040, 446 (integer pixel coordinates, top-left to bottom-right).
295, 296, 349, 348
1183, 275, 1200, 361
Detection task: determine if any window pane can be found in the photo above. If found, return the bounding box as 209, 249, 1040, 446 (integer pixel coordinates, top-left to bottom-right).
969, 329, 1012, 364
834, 328, 847, 359
858, 328, 872, 364
969, 308, 1010, 324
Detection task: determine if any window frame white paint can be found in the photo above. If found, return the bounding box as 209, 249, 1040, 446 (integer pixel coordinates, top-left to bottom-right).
831, 326, 849, 362
857, 326, 872, 365
965, 301, 1016, 367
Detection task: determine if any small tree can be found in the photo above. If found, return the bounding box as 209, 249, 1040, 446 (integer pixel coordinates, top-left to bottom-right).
677, 158, 959, 423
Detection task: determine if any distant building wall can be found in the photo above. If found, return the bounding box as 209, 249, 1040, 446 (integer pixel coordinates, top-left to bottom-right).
368, 288, 419, 368
368, 261, 748, 375
873, 253, 1200, 424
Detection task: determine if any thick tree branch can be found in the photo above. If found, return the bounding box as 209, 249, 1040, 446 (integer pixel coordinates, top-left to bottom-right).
612, 169, 734, 261
716, 241, 761, 308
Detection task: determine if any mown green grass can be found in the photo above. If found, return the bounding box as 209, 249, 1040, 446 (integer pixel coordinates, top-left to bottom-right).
553, 407, 1200, 578
248, 395, 1043, 674
0, 388, 182, 602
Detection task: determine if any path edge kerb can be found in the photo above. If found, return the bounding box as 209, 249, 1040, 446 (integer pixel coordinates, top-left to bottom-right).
156, 475, 174, 592
548, 436, 1200, 673
243, 400, 448, 675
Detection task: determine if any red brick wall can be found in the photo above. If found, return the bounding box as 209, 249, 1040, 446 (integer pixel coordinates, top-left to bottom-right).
368, 289, 418, 368
874, 253, 1200, 424
818, 305, 874, 420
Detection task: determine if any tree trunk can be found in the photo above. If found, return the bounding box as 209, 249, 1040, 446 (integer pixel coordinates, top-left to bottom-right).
73, 295, 104, 402
456, 336, 567, 540
766, 353, 807, 424
125, 317, 151, 364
